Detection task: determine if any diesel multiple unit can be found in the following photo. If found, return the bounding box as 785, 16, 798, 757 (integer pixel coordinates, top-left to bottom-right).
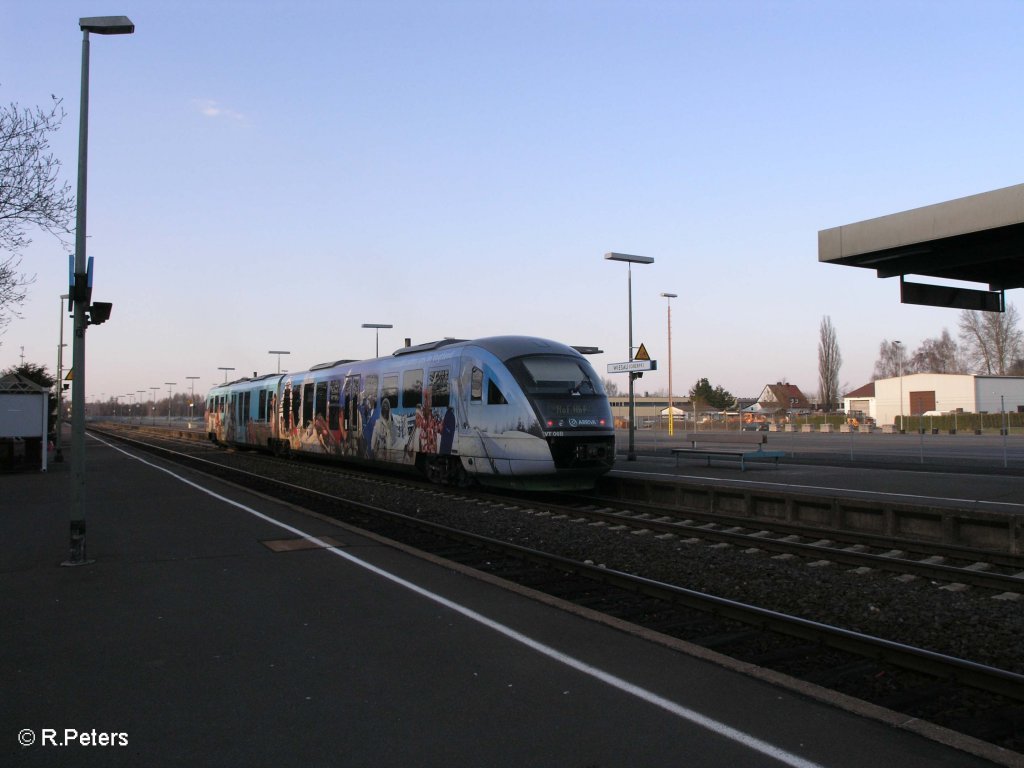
206, 336, 615, 490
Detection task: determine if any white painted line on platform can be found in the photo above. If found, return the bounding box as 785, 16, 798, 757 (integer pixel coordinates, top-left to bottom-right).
95, 435, 826, 768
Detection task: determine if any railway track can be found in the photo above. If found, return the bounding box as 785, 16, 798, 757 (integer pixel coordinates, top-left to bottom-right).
538, 498, 1024, 595
94, 423, 1024, 595
91, 424, 1024, 758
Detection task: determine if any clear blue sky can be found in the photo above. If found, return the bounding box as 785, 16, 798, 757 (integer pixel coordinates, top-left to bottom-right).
3, 0, 1023, 406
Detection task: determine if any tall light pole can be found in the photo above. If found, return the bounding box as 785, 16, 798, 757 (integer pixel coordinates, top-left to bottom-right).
150, 386, 159, 424
55, 294, 70, 462
361, 323, 393, 358
186, 376, 200, 426
893, 340, 904, 432
605, 252, 655, 461
165, 382, 177, 425
268, 350, 290, 374
66, 15, 135, 566
660, 292, 677, 436
218, 366, 235, 383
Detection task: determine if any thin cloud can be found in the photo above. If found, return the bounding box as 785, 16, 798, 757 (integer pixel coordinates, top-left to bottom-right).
193, 99, 245, 122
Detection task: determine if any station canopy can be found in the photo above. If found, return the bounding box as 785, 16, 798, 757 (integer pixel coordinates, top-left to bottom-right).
818, 183, 1024, 310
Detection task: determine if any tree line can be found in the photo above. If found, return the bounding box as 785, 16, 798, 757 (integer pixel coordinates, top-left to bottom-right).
817, 306, 1024, 413
871, 304, 1024, 379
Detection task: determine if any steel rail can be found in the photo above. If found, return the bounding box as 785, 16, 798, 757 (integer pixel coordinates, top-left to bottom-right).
556, 504, 1024, 593
94, 427, 1024, 703
93, 424, 1024, 589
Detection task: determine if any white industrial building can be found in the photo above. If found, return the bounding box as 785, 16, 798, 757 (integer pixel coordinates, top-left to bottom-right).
844, 374, 1024, 426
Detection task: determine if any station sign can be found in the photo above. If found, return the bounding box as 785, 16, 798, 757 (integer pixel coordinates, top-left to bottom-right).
607, 360, 657, 373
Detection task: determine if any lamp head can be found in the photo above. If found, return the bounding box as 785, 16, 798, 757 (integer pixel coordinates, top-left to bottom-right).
604, 252, 654, 265
79, 16, 135, 34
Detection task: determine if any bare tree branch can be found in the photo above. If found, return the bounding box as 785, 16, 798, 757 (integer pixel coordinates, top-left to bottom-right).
817, 315, 841, 410
958, 305, 1023, 375
0, 94, 73, 339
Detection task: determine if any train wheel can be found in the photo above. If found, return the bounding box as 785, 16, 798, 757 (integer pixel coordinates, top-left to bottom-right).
422, 455, 468, 486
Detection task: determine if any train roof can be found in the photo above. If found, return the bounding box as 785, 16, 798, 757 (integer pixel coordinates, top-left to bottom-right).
387, 336, 586, 362
205, 336, 591, 395
461, 336, 587, 362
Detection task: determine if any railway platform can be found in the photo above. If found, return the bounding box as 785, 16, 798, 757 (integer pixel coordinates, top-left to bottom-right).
3, 433, 1017, 767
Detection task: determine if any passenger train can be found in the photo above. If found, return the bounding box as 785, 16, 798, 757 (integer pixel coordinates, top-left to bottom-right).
205, 336, 615, 490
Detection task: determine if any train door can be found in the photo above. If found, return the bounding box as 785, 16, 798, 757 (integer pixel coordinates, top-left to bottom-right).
326, 378, 342, 452
427, 366, 456, 455
280, 383, 292, 434
302, 382, 314, 430
460, 361, 513, 476
343, 375, 362, 456
371, 374, 399, 462
229, 393, 241, 442
240, 390, 253, 444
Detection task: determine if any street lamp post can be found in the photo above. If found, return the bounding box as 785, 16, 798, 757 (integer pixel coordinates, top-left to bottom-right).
55, 294, 70, 462
268, 350, 290, 374
149, 386, 159, 424
893, 340, 904, 432
660, 292, 677, 436
218, 367, 235, 383
66, 15, 134, 566
361, 324, 393, 358
165, 382, 177, 426
604, 252, 655, 461
186, 376, 200, 426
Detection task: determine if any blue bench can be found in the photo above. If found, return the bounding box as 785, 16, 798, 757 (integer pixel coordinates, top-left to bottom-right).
672, 432, 784, 471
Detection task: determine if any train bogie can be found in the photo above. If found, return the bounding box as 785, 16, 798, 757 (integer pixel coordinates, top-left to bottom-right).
205, 336, 615, 490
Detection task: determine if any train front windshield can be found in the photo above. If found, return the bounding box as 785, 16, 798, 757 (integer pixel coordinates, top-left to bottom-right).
507, 355, 612, 430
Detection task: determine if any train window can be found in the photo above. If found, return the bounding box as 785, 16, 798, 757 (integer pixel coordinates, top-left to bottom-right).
302, 382, 314, 426
382, 375, 399, 409
315, 382, 328, 421
328, 379, 342, 430
512, 355, 604, 396
258, 390, 267, 421
282, 386, 293, 430
364, 375, 379, 410
471, 367, 483, 402
344, 375, 361, 432
240, 391, 251, 424
428, 368, 450, 408
488, 379, 508, 405
402, 369, 423, 408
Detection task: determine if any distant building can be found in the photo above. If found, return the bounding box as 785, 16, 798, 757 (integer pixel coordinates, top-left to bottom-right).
844, 374, 1024, 425
842, 381, 876, 420
756, 383, 811, 413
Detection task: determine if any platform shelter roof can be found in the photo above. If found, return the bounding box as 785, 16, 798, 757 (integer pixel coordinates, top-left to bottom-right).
818, 183, 1024, 292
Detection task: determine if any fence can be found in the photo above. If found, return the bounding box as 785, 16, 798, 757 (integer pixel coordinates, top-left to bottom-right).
616, 401, 1024, 436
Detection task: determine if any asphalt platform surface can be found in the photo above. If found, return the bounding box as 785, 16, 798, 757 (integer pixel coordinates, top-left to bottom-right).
3, 433, 1018, 767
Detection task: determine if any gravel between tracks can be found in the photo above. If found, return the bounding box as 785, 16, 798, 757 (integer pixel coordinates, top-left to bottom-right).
248, 455, 1024, 677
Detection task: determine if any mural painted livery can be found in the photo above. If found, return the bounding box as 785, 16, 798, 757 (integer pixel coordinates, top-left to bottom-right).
206, 336, 614, 490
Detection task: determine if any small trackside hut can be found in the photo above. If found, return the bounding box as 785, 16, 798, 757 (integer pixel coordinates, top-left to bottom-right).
0, 373, 50, 472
